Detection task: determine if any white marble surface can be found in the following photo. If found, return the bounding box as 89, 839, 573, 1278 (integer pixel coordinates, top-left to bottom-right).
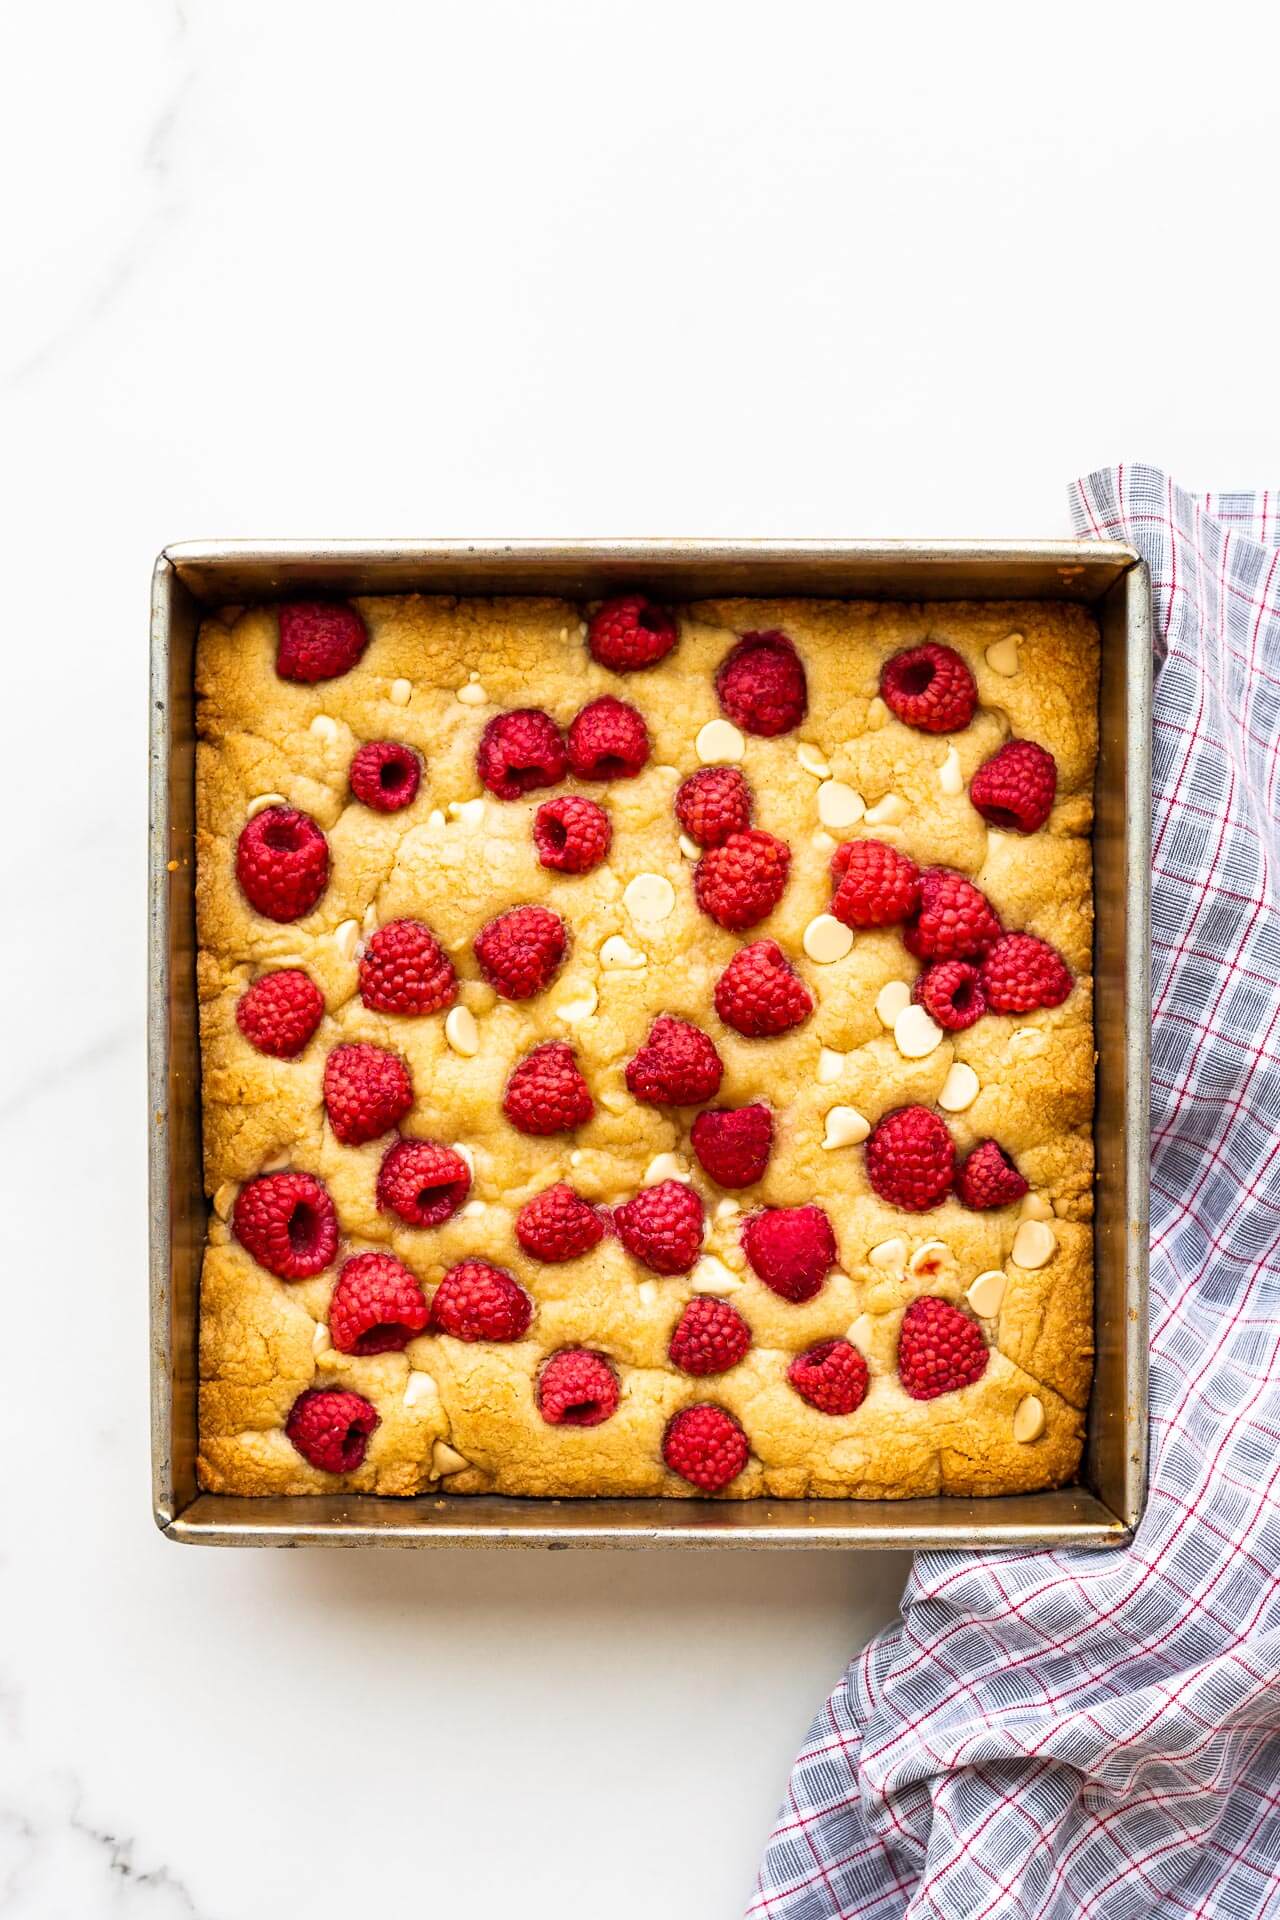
4, 2, 1278, 1913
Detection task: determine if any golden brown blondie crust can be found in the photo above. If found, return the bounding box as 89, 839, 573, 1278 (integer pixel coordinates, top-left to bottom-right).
196, 596, 1097, 1499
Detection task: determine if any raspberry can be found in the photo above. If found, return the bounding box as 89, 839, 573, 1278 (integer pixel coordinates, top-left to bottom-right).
695, 829, 791, 931
969, 739, 1057, 834
904, 868, 1002, 962
787, 1338, 869, 1415
536, 1349, 620, 1426
235, 806, 330, 922
714, 940, 813, 1038
474, 905, 567, 1000
235, 968, 324, 1058
477, 708, 567, 800
663, 1404, 749, 1492
566, 696, 651, 780
674, 767, 753, 848
349, 739, 421, 812
912, 960, 986, 1030
865, 1106, 955, 1212
376, 1138, 471, 1227
614, 1179, 705, 1275
515, 1183, 607, 1262
715, 631, 807, 736
533, 795, 611, 874
587, 594, 678, 672
625, 1015, 724, 1106
830, 839, 921, 928
955, 1139, 1029, 1210
980, 932, 1073, 1014
668, 1297, 752, 1376
323, 1042, 413, 1146
690, 1103, 773, 1187
880, 642, 977, 733
897, 1296, 988, 1400
359, 918, 457, 1016
503, 1042, 594, 1135
328, 1251, 429, 1355
430, 1259, 533, 1341
286, 1388, 379, 1473
276, 602, 369, 682
741, 1204, 835, 1303
234, 1171, 337, 1279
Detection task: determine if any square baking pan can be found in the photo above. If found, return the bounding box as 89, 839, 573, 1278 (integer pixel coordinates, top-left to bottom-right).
150, 540, 1151, 1549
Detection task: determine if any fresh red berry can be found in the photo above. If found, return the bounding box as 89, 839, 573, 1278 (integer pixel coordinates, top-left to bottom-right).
235, 968, 324, 1058
566, 696, 651, 780
741, 1205, 836, 1303
830, 839, 921, 928
669, 1297, 752, 1376
537, 1349, 620, 1426
955, 1139, 1030, 1210
587, 594, 677, 671
359, 918, 457, 1015
286, 1388, 379, 1472
234, 1171, 337, 1279
328, 1250, 429, 1355
476, 708, 567, 800
880, 642, 977, 733
865, 1106, 955, 1212
969, 739, 1057, 834
235, 806, 330, 921
516, 1183, 608, 1262
787, 1339, 869, 1415
980, 932, 1073, 1013
323, 1042, 413, 1146
349, 739, 421, 812
714, 940, 813, 1038
690, 1104, 773, 1187
912, 960, 986, 1030
614, 1179, 704, 1275
904, 868, 1002, 962
625, 1015, 724, 1105
276, 602, 368, 682
695, 829, 791, 931
376, 1138, 471, 1227
897, 1296, 988, 1399
663, 1404, 749, 1492
474, 905, 568, 1000
715, 631, 807, 736
503, 1042, 594, 1135
430, 1260, 532, 1341
533, 795, 611, 873
674, 767, 753, 847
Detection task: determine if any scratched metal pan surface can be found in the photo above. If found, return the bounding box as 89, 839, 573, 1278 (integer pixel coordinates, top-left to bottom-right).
148, 541, 1151, 1549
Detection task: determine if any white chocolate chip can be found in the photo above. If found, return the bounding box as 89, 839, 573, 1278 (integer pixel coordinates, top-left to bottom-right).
817, 1047, 847, 1085
558, 627, 568, 642
428, 808, 446, 829
1020, 1192, 1053, 1222
678, 833, 701, 861
448, 797, 486, 825
444, 1006, 479, 1056
569, 1149, 583, 1167
796, 742, 832, 779
332, 918, 361, 963
623, 873, 676, 924
262, 1150, 292, 1172
1012, 1219, 1057, 1269
690, 1254, 743, 1294
846, 1313, 874, 1353
600, 934, 647, 970
866, 696, 890, 728
312, 1321, 331, 1356
865, 793, 907, 827
362, 902, 379, 936
894, 1003, 944, 1059
310, 714, 338, 742
696, 718, 745, 764
938, 746, 964, 797
212, 1182, 237, 1220
636, 1279, 659, 1308
908, 1239, 955, 1281
578, 621, 589, 640
389, 677, 413, 706
453, 1143, 475, 1175
811, 829, 837, 853
1013, 1394, 1046, 1443
556, 983, 599, 1024
822, 1104, 871, 1150
985, 633, 1022, 677
461, 1199, 487, 1219
938, 1061, 980, 1112
1009, 1026, 1046, 1056
817, 780, 865, 830
715, 1198, 741, 1220
876, 980, 912, 1026
456, 681, 487, 706
868, 1235, 908, 1271
803, 913, 854, 964
431, 1440, 470, 1477
644, 1152, 688, 1186
403, 1371, 439, 1409
246, 792, 287, 819
966, 1269, 1008, 1317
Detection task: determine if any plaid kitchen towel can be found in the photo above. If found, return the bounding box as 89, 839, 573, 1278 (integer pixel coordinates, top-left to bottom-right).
748, 467, 1280, 1920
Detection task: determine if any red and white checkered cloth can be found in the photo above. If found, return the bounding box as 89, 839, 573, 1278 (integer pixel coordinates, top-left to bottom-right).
748, 467, 1280, 1920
